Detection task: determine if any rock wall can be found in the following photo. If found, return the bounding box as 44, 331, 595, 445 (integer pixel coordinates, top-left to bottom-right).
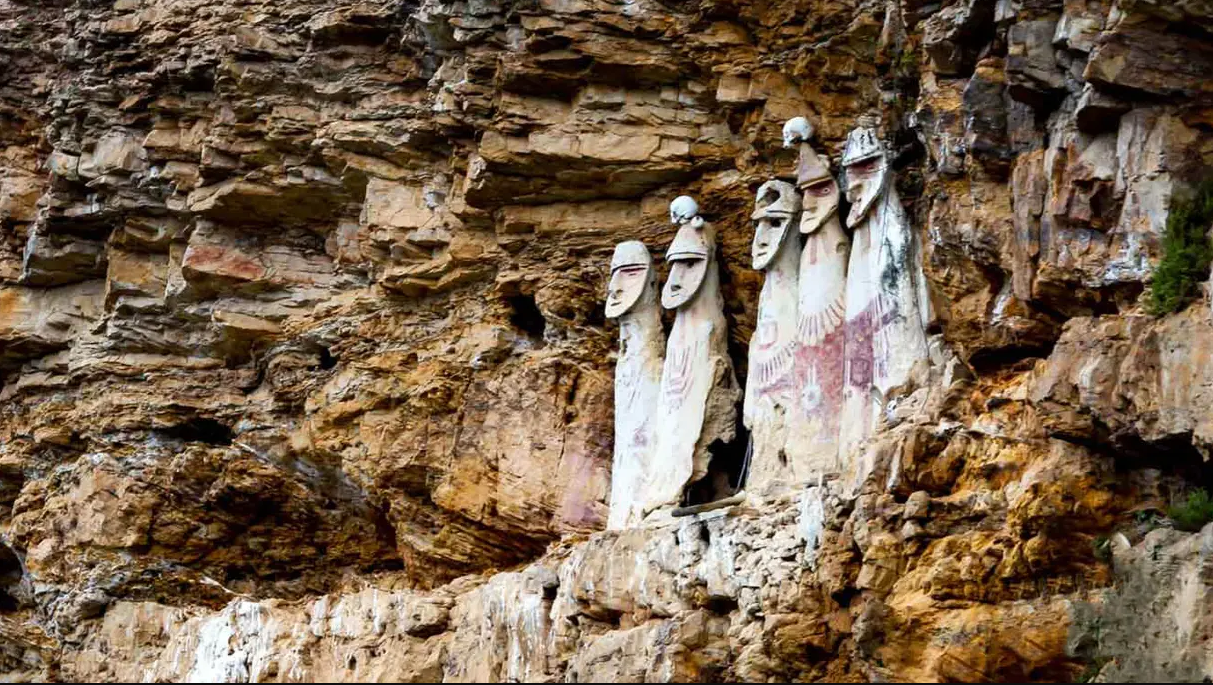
1, 0, 1212, 681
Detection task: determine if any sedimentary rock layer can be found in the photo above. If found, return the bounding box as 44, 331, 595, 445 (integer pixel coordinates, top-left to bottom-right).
1, 0, 1212, 681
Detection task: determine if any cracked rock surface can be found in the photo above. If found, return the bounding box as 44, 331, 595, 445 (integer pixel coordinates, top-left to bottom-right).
1, 0, 1213, 681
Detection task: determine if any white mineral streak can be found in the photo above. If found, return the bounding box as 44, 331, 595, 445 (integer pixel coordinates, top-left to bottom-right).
106, 491, 828, 684
799, 485, 826, 570
743, 180, 804, 495
606, 241, 665, 529
445, 569, 556, 683
145, 587, 455, 683
644, 198, 740, 518
838, 125, 930, 464
175, 601, 295, 683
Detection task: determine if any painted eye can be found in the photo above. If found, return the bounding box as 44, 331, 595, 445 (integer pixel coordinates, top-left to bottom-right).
850, 158, 881, 175
807, 180, 834, 197
620, 266, 646, 275
771, 218, 784, 229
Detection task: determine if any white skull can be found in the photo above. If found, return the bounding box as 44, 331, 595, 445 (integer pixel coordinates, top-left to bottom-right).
669, 195, 699, 225
782, 117, 814, 148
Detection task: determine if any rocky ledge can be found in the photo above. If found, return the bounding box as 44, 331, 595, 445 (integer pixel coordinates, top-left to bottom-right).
2, 0, 1213, 681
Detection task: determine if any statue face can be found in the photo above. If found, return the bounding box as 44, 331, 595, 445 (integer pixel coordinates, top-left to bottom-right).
662, 257, 708, 309
799, 178, 840, 234
606, 262, 651, 318
750, 180, 800, 270
752, 213, 793, 270
844, 155, 887, 228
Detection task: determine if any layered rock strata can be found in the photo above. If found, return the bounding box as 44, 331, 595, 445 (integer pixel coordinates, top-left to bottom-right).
0, 0, 1212, 681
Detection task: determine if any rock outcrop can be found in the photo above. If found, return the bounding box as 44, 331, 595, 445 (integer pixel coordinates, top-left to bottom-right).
0, 0, 1211, 682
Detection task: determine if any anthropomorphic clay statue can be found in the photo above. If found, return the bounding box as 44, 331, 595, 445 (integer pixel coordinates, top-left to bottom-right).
644, 196, 741, 517
838, 124, 931, 460
605, 241, 664, 529
784, 117, 850, 479
742, 179, 804, 495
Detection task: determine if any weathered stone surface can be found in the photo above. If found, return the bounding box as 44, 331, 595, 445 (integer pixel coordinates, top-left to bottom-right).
1007, 18, 1067, 107
1084, 4, 1213, 99
1027, 308, 1213, 451
0, 282, 104, 369
1070, 524, 1213, 682
0, 0, 1211, 681
20, 232, 108, 287
962, 58, 1015, 166
921, 0, 997, 76
1054, 0, 1110, 54
1074, 82, 1130, 133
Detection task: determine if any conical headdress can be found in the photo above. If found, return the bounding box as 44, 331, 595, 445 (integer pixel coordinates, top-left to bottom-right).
841, 126, 884, 166
666, 223, 711, 261
797, 141, 832, 187
783, 117, 832, 187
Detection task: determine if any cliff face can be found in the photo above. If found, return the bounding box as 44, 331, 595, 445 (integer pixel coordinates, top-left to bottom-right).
1, 0, 1213, 681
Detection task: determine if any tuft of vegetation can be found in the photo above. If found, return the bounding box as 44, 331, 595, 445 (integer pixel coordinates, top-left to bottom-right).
894, 48, 921, 80
1167, 488, 1213, 533
1147, 178, 1213, 316
1075, 656, 1112, 684
1092, 535, 1112, 562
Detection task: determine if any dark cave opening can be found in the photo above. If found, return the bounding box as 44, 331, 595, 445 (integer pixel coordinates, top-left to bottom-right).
682, 421, 751, 508
160, 417, 235, 446
704, 595, 738, 615
0, 545, 23, 612
1111, 431, 1213, 504
507, 293, 548, 342
318, 346, 338, 370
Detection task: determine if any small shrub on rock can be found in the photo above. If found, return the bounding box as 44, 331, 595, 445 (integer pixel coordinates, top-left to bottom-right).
1147, 178, 1213, 315
1167, 488, 1213, 533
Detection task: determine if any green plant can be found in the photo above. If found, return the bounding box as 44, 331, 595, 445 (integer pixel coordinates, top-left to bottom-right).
894, 48, 920, 79
1147, 178, 1213, 315
1133, 508, 1165, 532
1167, 488, 1213, 532
1075, 656, 1112, 683
1092, 535, 1112, 562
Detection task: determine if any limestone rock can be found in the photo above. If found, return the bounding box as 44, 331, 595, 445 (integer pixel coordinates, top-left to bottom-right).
1084, 3, 1213, 98
921, 0, 997, 76
1054, 0, 1111, 54
0, 282, 103, 369
1006, 19, 1067, 107
20, 232, 108, 287
0, 0, 1210, 680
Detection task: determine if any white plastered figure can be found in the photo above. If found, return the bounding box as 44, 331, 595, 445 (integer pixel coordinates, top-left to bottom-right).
605, 241, 664, 529
838, 123, 931, 462
742, 179, 805, 496
785, 118, 850, 483
644, 197, 740, 518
